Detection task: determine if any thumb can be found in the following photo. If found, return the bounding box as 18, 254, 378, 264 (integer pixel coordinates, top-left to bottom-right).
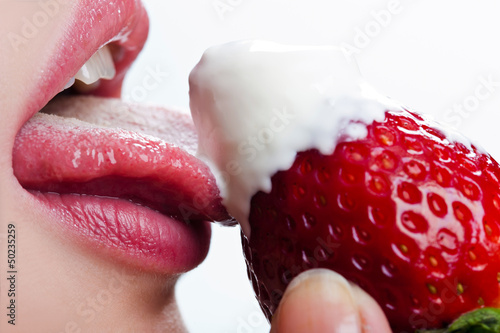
269, 269, 391, 333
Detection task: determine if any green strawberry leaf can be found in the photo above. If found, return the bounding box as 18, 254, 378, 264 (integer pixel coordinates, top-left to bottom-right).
417, 308, 500, 333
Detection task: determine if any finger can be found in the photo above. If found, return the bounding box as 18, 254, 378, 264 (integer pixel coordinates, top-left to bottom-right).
270, 269, 362, 333
350, 284, 392, 332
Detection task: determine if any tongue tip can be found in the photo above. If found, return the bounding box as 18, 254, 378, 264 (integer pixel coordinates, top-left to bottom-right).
190, 186, 236, 226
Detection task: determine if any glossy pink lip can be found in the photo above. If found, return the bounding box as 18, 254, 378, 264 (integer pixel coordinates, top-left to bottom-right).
23, 0, 149, 126
13, 0, 232, 273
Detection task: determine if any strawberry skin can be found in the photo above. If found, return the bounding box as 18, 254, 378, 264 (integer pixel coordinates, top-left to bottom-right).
242, 109, 500, 332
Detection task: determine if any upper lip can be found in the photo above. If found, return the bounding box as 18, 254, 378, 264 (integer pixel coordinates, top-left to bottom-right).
13, 0, 232, 226
21, 0, 149, 128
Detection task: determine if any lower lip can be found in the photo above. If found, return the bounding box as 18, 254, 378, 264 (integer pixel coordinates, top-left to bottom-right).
29, 191, 211, 273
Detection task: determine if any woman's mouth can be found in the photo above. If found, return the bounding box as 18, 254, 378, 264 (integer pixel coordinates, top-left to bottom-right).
9, 0, 232, 274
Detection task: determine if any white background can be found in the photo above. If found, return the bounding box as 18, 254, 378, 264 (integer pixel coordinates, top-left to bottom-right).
123, 1, 500, 332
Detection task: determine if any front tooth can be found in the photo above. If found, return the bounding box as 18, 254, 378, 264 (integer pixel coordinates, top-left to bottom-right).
63, 76, 75, 90
74, 45, 116, 85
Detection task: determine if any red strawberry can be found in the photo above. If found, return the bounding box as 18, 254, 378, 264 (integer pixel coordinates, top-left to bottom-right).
241, 108, 500, 332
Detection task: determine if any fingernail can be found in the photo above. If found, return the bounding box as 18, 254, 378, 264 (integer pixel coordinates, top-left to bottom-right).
271, 269, 362, 333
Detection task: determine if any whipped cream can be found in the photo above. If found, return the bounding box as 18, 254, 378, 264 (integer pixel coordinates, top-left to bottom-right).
189, 40, 401, 237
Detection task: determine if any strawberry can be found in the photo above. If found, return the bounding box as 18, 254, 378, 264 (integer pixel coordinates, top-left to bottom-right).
241, 109, 500, 332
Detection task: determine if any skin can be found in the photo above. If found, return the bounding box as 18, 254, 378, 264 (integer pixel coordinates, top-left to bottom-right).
0, 1, 391, 332
271, 270, 392, 333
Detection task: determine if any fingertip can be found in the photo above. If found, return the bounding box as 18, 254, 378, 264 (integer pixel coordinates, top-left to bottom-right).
270, 269, 362, 333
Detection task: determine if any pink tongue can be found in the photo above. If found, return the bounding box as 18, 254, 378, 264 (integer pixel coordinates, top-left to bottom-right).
13, 96, 232, 224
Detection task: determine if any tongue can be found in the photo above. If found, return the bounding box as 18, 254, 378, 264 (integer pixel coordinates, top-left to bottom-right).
13, 96, 233, 224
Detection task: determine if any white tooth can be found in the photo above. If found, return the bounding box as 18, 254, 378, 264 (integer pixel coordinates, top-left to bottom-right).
74, 45, 116, 85
63, 76, 76, 90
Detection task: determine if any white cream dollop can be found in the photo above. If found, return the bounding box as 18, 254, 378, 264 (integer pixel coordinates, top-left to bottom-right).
189, 40, 399, 237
